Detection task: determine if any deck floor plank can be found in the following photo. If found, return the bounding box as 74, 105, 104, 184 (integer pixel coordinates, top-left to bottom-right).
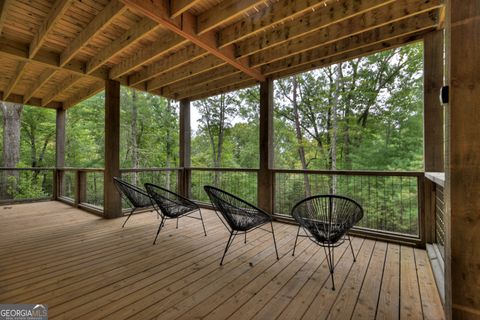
0, 201, 444, 320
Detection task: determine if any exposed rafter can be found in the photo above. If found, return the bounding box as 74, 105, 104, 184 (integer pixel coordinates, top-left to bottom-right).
29, 0, 74, 58
120, 0, 265, 81
128, 44, 206, 86
86, 17, 160, 74
0, 0, 13, 34
0, 91, 62, 109
248, 2, 442, 67
63, 82, 104, 109
109, 33, 187, 79
60, 0, 128, 67
23, 68, 56, 104
42, 74, 82, 106
170, 0, 202, 18
217, 0, 331, 47
4, 60, 27, 100
196, 0, 266, 35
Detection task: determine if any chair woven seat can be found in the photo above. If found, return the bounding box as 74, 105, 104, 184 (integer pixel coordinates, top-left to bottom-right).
113, 177, 155, 228
204, 185, 279, 265
291, 195, 364, 290
145, 183, 207, 244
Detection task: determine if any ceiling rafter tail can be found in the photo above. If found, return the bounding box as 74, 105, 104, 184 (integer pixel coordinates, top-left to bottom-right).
23, 69, 57, 104
29, 0, 75, 58
4, 60, 28, 100
63, 82, 104, 109
120, 0, 265, 82
60, 0, 128, 67
261, 13, 439, 75
86, 17, 160, 74
42, 75, 83, 107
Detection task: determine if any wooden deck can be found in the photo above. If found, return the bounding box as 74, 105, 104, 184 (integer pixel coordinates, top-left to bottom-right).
0, 201, 444, 320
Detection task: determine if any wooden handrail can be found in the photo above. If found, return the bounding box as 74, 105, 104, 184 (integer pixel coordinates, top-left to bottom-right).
272, 168, 423, 177
187, 167, 259, 172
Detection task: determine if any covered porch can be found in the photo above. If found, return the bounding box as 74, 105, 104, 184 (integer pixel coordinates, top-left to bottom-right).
0, 0, 479, 319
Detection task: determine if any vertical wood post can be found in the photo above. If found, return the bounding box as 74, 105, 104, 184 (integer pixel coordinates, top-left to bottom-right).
423, 30, 445, 245
54, 108, 66, 200
445, 1, 480, 318
104, 79, 122, 218
179, 99, 191, 197
258, 78, 274, 213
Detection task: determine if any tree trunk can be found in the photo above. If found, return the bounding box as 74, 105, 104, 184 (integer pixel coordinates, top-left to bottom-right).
330, 64, 343, 194
0, 102, 23, 199
131, 89, 139, 185
291, 76, 312, 198
165, 99, 173, 190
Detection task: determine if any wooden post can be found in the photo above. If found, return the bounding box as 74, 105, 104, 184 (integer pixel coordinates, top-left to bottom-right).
445, 1, 480, 318
104, 79, 122, 218
179, 99, 191, 197
258, 78, 274, 213
54, 108, 66, 200
423, 30, 445, 245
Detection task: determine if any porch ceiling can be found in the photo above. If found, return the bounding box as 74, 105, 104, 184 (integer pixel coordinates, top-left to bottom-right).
0, 0, 444, 108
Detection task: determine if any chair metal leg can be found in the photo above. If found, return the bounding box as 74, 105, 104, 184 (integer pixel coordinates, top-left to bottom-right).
199, 209, 207, 236
153, 217, 166, 245
220, 231, 236, 266
292, 225, 301, 256
271, 221, 279, 260
244, 232, 247, 244
324, 244, 335, 290
122, 208, 136, 228
347, 234, 356, 262
176, 217, 179, 229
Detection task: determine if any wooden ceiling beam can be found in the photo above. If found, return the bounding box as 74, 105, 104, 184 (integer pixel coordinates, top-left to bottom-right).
60, 0, 128, 67
128, 44, 206, 86
268, 31, 428, 80
262, 14, 437, 76
3, 60, 27, 100
0, 0, 13, 34
249, 3, 442, 67
0, 37, 111, 82
120, 0, 265, 81
185, 78, 257, 101
29, 0, 75, 58
170, 0, 202, 18
196, 0, 266, 35
161, 65, 240, 97
235, 0, 393, 58
63, 82, 104, 109
146, 55, 224, 91
23, 68, 57, 104
0, 91, 62, 109
42, 74, 83, 106
109, 32, 187, 79
86, 17, 161, 74
217, 0, 330, 47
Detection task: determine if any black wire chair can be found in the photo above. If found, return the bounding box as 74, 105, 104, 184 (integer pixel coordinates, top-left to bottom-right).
204, 185, 279, 265
291, 195, 364, 290
145, 183, 207, 245
113, 177, 156, 228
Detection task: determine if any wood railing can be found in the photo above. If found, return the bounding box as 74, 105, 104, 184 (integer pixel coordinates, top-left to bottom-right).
1, 166, 426, 246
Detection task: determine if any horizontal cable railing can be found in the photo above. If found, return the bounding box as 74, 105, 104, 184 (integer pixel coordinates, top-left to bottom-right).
273, 169, 423, 237
0, 167, 55, 204
188, 167, 259, 205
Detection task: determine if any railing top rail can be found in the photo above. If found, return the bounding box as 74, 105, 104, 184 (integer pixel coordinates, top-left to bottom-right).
0, 167, 55, 170
120, 167, 182, 172
272, 168, 423, 177
187, 167, 259, 172
57, 167, 104, 172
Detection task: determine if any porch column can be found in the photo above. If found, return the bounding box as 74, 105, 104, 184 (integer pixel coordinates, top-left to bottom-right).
104, 79, 122, 218
445, 1, 480, 319
258, 78, 274, 213
423, 30, 445, 244
54, 108, 65, 199
179, 99, 191, 197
